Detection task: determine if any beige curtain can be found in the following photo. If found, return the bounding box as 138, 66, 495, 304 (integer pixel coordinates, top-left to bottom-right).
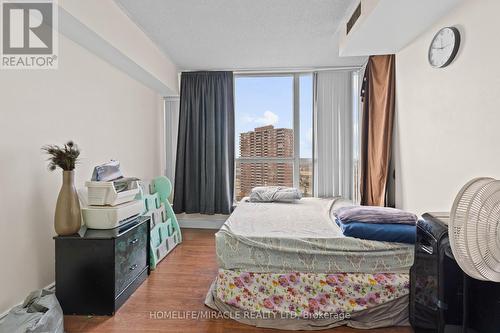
360, 55, 396, 206
313, 70, 354, 199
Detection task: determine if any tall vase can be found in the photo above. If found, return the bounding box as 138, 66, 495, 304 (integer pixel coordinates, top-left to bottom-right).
54, 170, 81, 236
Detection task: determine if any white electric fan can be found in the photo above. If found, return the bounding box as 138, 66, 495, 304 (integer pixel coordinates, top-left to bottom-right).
450, 177, 500, 282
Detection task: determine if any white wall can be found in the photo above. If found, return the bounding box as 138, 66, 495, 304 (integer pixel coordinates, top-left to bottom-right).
339, 0, 463, 57
0, 34, 165, 314
60, 0, 179, 95
394, 0, 500, 214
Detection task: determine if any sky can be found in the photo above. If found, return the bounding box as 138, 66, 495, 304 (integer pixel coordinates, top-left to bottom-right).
235, 75, 313, 158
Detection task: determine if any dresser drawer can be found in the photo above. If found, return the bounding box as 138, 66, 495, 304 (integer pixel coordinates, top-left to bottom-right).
55, 217, 149, 315
115, 222, 148, 296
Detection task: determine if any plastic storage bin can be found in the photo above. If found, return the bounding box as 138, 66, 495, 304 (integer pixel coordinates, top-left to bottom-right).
85, 180, 140, 206
82, 200, 144, 229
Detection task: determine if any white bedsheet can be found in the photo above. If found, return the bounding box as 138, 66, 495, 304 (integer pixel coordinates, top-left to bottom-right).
226, 198, 342, 238
215, 198, 414, 273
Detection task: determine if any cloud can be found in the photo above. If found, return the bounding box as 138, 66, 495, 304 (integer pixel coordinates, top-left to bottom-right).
240, 110, 279, 127
255, 110, 279, 126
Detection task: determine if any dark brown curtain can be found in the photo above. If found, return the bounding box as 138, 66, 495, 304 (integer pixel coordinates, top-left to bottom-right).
360, 55, 396, 206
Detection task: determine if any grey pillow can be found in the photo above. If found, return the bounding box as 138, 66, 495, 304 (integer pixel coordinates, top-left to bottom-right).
334, 206, 418, 225
249, 186, 302, 203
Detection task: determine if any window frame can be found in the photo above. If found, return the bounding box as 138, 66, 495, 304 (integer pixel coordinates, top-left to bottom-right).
233, 72, 312, 200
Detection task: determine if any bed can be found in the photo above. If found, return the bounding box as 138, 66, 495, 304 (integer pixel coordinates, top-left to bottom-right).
205, 197, 415, 330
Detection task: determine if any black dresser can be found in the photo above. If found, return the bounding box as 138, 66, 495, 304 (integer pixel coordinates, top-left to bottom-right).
54, 216, 150, 315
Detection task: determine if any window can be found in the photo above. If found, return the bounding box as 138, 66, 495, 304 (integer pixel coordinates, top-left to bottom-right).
299, 74, 313, 196
352, 71, 361, 203
234, 74, 313, 201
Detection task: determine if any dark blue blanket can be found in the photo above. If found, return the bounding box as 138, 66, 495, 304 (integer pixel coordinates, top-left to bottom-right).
336, 219, 416, 244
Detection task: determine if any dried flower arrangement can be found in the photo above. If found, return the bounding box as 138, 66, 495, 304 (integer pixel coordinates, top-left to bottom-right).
42, 141, 81, 171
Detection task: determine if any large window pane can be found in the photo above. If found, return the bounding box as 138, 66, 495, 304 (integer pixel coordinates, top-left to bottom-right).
235, 76, 294, 159
235, 76, 294, 201
235, 161, 293, 200
299, 74, 313, 197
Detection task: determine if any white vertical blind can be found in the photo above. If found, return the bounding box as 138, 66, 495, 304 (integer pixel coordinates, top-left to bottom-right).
313, 71, 354, 198
164, 97, 180, 187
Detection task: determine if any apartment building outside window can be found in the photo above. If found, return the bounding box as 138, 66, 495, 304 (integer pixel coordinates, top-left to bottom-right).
234, 74, 313, 201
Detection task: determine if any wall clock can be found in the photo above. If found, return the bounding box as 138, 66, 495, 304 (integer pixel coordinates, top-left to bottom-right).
428, 27, 461, 68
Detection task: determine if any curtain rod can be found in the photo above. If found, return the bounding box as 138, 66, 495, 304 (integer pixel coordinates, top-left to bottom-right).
166, 65, 365, 98
180, 66, 363, 75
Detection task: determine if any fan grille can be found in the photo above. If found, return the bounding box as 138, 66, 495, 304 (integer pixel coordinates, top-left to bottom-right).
450, 177, 500, 282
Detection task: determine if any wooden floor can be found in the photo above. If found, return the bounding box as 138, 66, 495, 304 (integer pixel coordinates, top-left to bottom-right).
64, 229, 413, 333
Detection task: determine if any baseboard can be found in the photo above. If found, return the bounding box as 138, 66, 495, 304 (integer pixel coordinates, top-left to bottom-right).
177, 213, 227, 230
0, 282, 55, 322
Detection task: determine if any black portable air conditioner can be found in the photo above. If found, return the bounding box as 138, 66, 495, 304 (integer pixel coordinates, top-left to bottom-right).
410, 213, 500, 333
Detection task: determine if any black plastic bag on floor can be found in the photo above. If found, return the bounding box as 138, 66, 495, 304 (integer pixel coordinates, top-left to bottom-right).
0, 289, 64, 333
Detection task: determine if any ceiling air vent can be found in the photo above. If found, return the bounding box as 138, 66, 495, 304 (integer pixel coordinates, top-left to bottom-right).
346, 3, 361, 35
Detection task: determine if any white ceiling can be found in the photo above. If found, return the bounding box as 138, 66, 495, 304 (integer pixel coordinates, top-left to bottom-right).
339, 0, 464, 56
115, 0, 366, 71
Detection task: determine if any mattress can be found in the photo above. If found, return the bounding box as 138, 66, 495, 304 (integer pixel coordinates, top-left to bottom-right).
216, 198, 414, 273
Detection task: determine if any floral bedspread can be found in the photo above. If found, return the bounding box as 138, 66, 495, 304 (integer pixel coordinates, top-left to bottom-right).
215, 269, 409, 318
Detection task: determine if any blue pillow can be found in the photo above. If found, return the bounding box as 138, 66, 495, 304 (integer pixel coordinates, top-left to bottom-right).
336, 219, 416, 244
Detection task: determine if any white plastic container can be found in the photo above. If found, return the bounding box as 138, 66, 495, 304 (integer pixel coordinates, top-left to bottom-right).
85, 180, 140, 206
82, 200, 144, 229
